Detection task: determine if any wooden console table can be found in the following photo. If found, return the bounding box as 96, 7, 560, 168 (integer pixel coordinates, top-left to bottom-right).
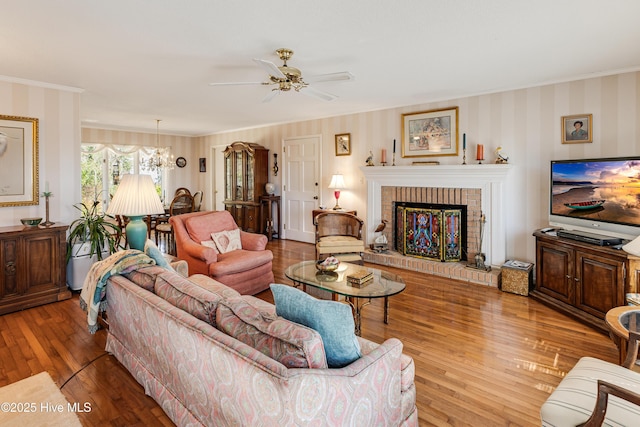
0, 224, 71, 315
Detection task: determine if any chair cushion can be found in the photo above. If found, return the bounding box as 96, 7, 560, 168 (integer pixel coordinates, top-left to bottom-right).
154, 271, 222, 325
541, 356, 640, 426
212, 229, 242, 253
216, 296, 327, 369
212, 249, 273, 276
317, 236, 365, 253
184, 211, 238, 243
270, 283, 361, 368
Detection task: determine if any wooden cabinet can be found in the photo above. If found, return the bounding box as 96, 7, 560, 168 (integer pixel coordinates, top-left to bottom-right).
0, 224, 71, 315
532, 231, 628, 332
223, 142, 269, 233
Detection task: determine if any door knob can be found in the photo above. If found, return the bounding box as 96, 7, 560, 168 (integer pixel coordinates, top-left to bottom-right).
313, 196, 318, 200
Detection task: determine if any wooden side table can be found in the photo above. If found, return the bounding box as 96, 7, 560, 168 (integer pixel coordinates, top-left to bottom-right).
260, 195, 280, 241
605, 305, 640, 365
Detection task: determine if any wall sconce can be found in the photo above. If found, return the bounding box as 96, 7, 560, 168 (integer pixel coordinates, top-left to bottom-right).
273, 153, 279, 176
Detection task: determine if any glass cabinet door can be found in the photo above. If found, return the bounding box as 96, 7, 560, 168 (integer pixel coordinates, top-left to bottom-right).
235, 151, 243, 200
224, 154, 233, 200
247, 151, 255, 201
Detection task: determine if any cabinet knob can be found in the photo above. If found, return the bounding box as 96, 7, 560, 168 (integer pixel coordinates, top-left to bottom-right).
566, 275, 571, 279
5, 261, 16, 275
574, 277, 580, 282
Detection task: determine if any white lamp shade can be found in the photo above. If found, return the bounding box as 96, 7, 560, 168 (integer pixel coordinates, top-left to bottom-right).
623, 235, 640, 257
106, 174, 165, 216
328, 174, 346, 190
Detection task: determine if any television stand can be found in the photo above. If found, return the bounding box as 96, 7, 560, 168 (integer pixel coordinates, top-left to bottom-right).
531, 229, 639, 333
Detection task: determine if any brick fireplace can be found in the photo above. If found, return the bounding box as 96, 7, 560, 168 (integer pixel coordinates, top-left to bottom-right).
360, 164, 512, 286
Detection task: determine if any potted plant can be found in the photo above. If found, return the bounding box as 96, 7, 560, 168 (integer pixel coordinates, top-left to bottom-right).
66, 198, 121, 290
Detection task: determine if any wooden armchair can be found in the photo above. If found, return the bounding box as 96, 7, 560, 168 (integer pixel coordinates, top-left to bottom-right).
541, 330, 640, 426
314, 211, 365, 263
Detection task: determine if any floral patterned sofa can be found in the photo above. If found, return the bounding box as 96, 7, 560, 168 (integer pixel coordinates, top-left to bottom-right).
105, 266, 418, 426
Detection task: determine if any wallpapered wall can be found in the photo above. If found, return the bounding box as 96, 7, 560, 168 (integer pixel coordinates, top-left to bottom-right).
2, 71, 639, 265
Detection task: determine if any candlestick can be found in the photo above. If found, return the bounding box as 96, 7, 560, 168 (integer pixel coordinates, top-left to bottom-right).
462, 148, 467, 165
42, 195, 54, 227
381, 149, 387, 164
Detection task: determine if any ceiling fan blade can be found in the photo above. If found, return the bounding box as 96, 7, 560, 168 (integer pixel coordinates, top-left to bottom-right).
253, 58, 286, 79
299, 85, 338, 101
304, 71, 354, 84
209, 81, 265, 86
261, 89, 280, 103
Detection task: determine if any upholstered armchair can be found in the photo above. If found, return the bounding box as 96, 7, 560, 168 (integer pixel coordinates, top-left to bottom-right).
170, 210, 274, 295
314, 211, 365, 263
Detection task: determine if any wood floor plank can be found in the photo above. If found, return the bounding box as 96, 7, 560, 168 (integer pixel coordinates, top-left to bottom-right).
0, 239, 620, 426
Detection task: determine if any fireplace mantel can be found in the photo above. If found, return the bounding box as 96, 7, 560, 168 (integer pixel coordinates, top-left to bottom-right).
360, 164, 513, 266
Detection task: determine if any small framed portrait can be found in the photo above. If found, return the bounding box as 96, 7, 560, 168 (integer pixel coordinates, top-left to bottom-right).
199, 157, 206, 172
335, 133, 351, 156
401, 107, 459, 157
562, 114, 592, 144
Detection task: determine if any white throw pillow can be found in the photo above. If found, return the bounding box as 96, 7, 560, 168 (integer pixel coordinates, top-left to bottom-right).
200, 240, 219, 253
211, 229, 242, 253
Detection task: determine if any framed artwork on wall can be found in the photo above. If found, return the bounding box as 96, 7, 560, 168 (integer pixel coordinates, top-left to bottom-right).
335, 133, 351, 156
0, 115, 39, 207
199, 158, 206, 172
401, 107, 459, 157
562, 114, 592, 144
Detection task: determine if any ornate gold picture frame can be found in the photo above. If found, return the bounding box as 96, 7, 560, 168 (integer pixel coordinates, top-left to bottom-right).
562, 114, 592, 144
0, 115, 39, 207
402, 107, 459, 157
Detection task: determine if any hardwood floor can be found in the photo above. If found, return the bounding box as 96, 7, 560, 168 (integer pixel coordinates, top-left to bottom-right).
0, 239, 619, 426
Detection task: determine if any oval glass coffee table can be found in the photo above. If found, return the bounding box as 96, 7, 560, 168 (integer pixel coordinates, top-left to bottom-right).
284, 260, 405, 336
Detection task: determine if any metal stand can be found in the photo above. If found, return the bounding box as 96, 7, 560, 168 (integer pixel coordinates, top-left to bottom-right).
392, 153, 396, 166
462, 148, 467, 165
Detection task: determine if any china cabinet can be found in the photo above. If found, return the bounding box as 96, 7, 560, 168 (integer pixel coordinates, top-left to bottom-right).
223, 142, 269, 233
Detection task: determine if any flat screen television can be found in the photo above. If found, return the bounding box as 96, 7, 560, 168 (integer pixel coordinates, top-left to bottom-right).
549, 156, 640, 239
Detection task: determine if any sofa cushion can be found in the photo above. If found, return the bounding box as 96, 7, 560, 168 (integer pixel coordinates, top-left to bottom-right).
270, 284, 361, 368
212, 229, 242, 253
187, 274, 241, 299
122, 265, 168, 292
144, 239, 175, 271
154, 271, 222, 325
216, 296, 327, 369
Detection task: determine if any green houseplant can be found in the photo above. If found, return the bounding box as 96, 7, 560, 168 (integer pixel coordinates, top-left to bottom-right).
66, 198, 121, 263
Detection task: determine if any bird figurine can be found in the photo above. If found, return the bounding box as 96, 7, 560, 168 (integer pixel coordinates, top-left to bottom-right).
494, 146, 509, 164
374, 219, 388, 233
365, 151, 374, 166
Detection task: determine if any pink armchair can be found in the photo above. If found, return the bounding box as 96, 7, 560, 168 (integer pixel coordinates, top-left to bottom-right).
170, 210, 274, 295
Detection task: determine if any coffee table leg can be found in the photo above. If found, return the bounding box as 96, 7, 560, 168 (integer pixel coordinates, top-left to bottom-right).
384, 296, 389, 324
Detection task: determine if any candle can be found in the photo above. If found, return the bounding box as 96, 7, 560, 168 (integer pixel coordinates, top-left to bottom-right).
381, 149, 387, 163
393, 139, 396, 153
476, 144, 484, 160
463, 134, 466, 150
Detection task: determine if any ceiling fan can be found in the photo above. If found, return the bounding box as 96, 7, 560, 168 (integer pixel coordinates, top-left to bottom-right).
209, 48, 354, 102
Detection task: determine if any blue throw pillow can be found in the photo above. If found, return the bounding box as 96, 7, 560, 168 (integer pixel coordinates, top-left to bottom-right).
144, 239, 175, 272
270, 284, 361, 368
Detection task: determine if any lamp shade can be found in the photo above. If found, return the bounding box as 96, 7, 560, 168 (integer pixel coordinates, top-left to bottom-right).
106, 174, 164, 251
107, 174, 164, 217
328, 174, 346, 190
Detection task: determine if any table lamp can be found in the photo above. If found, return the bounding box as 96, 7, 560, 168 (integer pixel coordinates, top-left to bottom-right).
106, 174, 165, 250
328, 174, 346, 210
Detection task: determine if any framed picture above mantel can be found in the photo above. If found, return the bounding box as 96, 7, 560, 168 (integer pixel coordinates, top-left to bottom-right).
401, 107, 459, 158
0, 115, 39, 207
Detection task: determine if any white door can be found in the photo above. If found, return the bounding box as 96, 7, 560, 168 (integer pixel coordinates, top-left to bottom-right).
212, 145, 226, 211
282, 135, 320, 243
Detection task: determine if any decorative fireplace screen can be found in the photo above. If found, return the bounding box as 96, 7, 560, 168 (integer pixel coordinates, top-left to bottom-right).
395, 203, 466, 262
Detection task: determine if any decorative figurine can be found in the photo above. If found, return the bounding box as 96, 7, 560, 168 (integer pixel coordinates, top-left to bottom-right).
495, 146, 509, 164
365, 151, 374, 166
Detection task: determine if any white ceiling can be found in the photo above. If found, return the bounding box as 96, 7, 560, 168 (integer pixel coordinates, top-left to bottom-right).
2, 0, 640, 136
